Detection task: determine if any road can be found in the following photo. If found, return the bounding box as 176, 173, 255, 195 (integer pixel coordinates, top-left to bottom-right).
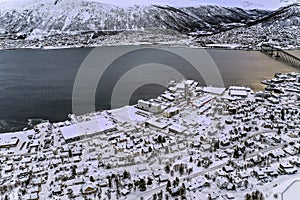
136, 142, 287, 198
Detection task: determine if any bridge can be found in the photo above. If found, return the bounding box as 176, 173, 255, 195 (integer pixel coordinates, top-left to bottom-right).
260, 44, 300, 69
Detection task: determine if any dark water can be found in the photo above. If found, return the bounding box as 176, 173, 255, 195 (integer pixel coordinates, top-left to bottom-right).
0, 48, 91, 132
0, 47, 298, 132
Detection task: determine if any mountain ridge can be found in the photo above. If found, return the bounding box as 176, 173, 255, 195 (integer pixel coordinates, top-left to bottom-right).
0, 0, 271, 36
0, 1, 299, 49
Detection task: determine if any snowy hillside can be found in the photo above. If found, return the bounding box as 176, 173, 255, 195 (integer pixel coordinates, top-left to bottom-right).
0, 0, 158, 34
0, 0, 299, 49
0, 0, 271, 36
196, 3, 300, 49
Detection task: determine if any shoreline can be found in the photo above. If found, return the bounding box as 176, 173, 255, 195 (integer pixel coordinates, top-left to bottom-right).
0, 47, 299, 133
1, 44, 299, 51
0, 73, 299, 199
0, 71, 295, 135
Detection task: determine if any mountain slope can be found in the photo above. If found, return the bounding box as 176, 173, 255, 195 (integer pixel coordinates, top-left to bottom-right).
0, 0, 299, 49
246, 3, 300, 26
195, 3, 300, 49
0, 0, 269, 37
154, 5, 269, 34
0, 1, 161, 34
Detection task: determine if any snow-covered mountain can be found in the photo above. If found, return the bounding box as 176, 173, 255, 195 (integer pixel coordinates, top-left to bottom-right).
250, 3, 300, 26
65, 0, 300, 10
0, 0, 269, 36
196, 3, 300, 49
0, 0, 299, 49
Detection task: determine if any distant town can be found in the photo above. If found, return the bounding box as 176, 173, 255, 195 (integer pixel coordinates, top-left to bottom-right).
1, 2, 300, 50
0, 72, 300, 200
1, 26, 300, 50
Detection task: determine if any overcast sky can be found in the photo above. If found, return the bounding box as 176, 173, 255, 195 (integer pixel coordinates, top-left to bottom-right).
84, 0, 299, 9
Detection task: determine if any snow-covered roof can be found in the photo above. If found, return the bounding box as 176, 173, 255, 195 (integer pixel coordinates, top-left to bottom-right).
0, 138, 19, 147
164, 107, 179, 113
146, 118, 169, 129
230, 90, 248, 97
169, 124, 187, 133
60, 116, 115, 140
229, 86, 250, 91
202, 86, 226, 95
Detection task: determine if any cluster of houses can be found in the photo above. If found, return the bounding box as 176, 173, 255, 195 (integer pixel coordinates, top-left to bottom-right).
0, 73, 300, 199
0, 28, 192, 50
198, 24, 300, 50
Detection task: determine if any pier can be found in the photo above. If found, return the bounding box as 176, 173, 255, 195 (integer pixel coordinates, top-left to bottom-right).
261, 44, 300, 68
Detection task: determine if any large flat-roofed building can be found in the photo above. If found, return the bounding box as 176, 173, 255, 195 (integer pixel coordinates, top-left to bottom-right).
0, 137, 19, 148
163, 107, 180, 118
145, 118, 169, 129
137, 100, 162, 114
0, 130, 32, 151
60, 116, 116, 143
228, 86, 250, 98
191, 95, 214, 108
229, 90, 248, 98
202, 86, 226, 95
169, 124, 187, 134
228, 86, 251, 92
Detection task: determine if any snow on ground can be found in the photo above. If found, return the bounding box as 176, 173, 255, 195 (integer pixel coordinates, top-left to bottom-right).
0, 74, 300, 199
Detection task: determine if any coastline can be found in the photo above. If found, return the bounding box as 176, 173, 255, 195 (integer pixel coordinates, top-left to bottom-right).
0, 73, 299, 199
0, 73, 300, 199
0, 47, 299, 133
0, 43, 223, 51
1, 42, 299, 51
